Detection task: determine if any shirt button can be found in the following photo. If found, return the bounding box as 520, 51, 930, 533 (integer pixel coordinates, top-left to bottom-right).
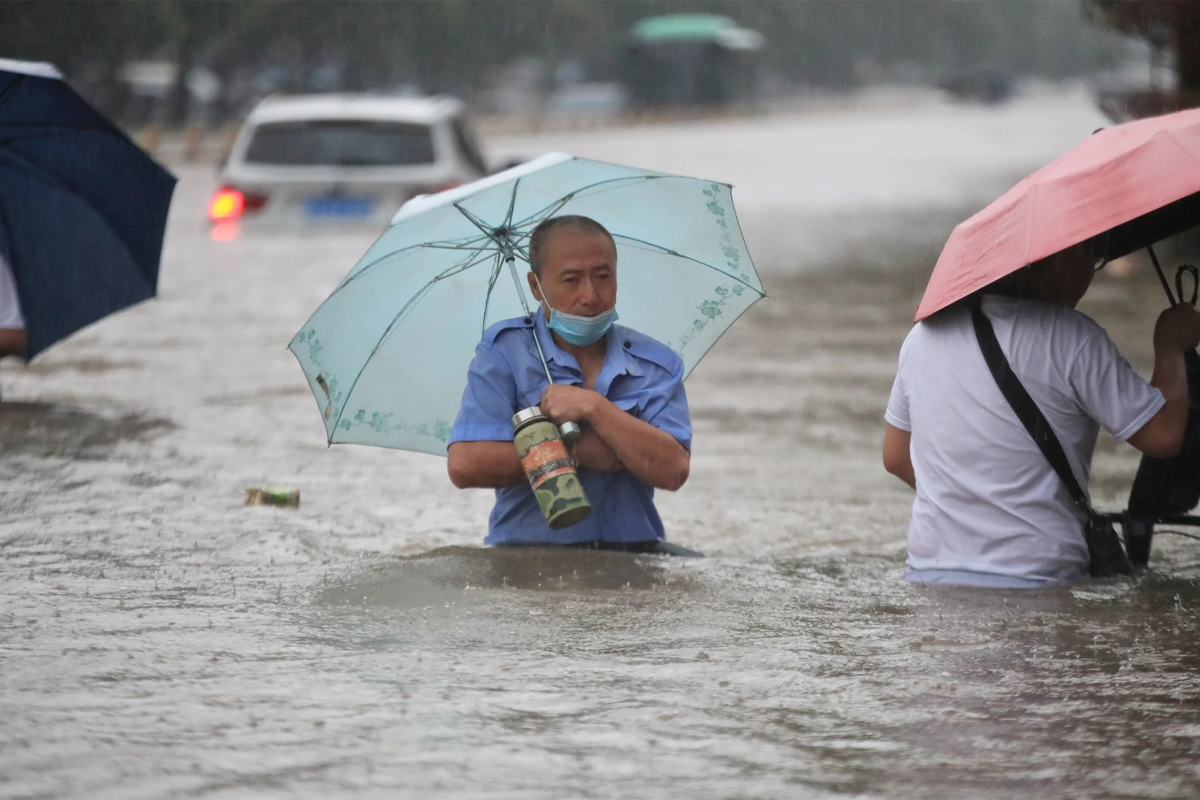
623, 340, 632, 349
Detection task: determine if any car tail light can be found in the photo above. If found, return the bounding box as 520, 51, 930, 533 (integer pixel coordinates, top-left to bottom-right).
209, 189, 243, 220
208, 187, 268, 221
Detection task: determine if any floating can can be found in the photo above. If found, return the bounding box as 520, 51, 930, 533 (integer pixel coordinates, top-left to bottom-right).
244, 487, 300, 507
512, 406, 592, 529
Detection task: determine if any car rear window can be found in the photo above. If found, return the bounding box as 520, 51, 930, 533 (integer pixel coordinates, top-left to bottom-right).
243, 120, 436, 166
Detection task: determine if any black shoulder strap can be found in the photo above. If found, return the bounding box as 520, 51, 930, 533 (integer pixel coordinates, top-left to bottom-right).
967, 295, 1093, 516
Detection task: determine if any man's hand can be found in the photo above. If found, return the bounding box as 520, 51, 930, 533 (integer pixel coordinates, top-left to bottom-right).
540, 383, 688, 490
539, 384, 600, 426
1130, 303, 1200, 458
1154, 303, 1200, 353
0, 328, 27, 359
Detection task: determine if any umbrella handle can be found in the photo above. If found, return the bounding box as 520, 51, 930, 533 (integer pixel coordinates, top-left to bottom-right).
1176, 265, 1199, 307
559, 421, 582, 443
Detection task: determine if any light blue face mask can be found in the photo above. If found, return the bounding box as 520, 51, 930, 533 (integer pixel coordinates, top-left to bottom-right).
546, 305, 619, 347
532, 272, 618, 346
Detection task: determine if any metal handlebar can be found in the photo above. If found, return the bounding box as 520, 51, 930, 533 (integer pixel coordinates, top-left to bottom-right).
1098, 511, 1200, 567
1176, 265, 1199, 307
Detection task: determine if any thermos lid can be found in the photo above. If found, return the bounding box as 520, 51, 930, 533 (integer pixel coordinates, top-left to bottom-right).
512, 405, 545, 427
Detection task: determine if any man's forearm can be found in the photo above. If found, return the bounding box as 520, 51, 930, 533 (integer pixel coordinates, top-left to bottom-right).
585, 400, 689, 491
882, 424, 916, 490
1136, 304, 1200, 457
1129, 348, 1192, 458
572, 429, 622, 472
1144, 348, 1190, 456
1152, 349, 1189, 423
447, 441, 526, 489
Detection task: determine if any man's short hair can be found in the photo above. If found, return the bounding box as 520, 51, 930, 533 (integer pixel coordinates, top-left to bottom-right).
527, 215, 615, 276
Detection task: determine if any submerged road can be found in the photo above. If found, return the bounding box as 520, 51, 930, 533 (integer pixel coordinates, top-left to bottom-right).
3, 87, 1200, 798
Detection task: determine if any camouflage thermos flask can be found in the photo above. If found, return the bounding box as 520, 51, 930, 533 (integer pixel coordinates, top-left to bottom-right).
512, 406, 592, 529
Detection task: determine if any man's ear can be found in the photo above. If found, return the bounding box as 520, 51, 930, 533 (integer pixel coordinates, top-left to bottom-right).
526, 270, 542, 303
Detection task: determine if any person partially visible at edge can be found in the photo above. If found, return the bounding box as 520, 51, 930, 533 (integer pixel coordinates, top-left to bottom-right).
0, 253, 28, 397
446, 215, 691, 547
883, 239, 1200, 588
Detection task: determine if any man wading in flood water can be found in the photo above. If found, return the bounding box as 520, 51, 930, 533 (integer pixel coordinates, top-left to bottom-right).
446, 215, 692, 550
883, 239, 1200, 587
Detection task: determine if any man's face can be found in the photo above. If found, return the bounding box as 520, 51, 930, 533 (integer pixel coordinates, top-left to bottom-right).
1047, 241, 1094, 309
527, 228, 618, 320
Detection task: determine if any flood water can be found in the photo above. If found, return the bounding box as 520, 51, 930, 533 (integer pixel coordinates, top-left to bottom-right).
3, 87, 1200, 798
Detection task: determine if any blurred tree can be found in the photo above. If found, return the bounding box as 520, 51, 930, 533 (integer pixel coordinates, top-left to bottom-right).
1089, 0, 1200, 105
0, 0, 1118, 125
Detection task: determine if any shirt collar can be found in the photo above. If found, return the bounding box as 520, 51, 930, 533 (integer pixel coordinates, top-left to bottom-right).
530, 306, 641, 380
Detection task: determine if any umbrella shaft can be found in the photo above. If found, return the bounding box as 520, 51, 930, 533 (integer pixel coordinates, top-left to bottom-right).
505, 255, 554, 386
1146, 244, 1177, 305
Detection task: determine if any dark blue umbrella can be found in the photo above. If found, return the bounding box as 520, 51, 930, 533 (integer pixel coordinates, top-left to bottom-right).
0, 59, 176, 358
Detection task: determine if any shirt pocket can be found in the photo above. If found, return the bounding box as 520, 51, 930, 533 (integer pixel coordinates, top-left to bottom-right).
517, 389, 542, 411
612, 395, 643, 419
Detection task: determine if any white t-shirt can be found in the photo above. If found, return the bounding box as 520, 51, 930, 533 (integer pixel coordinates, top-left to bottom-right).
886, 296, 1164, 586
0, 253, 24, 329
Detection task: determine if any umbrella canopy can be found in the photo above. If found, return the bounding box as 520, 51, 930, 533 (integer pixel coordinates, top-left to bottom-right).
917, 106, 1200, 322
0, 58, 176, 357
290, 152, 764, 456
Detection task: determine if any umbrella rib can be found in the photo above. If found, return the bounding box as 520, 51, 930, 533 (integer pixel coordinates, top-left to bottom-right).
514, 194, 575, 235
331, 233, 491, 290
340, 240, 495, 300
0, 147, 80, 198
0, 75, 22, 115
511, 175, 661, 229
480, 251, 506, 337
453, 202, 490, 232
1157, 127, 1200, 207
419, 236, 494, 251
453, 202, 504, 247
0, 147, 155, 295
309, 234, 497, 333
610, 233, 762, 294
503, 176, 521, 230
449, 176, 524, 241
431, 248, 498, 282
330, 248, 496, 435
326, 244, 427, 294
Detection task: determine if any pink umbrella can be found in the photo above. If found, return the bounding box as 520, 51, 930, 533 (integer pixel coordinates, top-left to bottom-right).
916, 106, 1200, 321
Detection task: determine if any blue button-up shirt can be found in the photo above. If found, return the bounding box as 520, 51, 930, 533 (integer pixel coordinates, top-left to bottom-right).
449, 309, 692, 545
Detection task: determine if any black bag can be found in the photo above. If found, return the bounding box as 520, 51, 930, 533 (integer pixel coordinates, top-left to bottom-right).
968, 296, 1133, 577
1127, 349, 1200, 519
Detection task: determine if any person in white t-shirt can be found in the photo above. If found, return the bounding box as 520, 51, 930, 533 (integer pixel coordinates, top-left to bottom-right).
0, 253, 27, 360
883, 240, 1200, 587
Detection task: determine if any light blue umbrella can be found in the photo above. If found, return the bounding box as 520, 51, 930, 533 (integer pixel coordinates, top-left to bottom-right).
289, 152, 764, 455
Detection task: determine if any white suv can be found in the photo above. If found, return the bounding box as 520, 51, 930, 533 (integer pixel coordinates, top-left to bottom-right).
209, 94, 488, 226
